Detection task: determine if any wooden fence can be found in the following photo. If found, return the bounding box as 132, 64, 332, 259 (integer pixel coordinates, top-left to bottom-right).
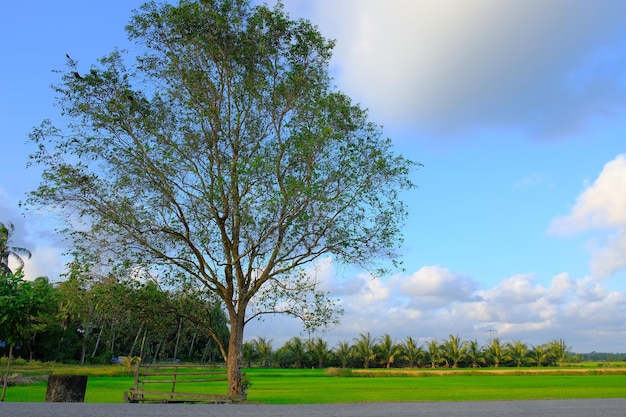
124, 363, 233, 404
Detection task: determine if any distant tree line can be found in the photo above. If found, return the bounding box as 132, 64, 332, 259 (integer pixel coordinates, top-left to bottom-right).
0, 270, 229, 365
242, 334, 583, 369
0, 221, 229, 365
2, 221, 624, 369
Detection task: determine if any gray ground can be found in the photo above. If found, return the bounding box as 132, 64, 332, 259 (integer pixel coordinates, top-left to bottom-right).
2, 399, 626, 417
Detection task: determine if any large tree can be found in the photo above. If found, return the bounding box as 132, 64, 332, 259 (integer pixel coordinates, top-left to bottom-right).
28, 0, 415, 397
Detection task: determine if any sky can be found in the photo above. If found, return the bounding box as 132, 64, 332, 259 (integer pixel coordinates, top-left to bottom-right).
2, 0, 626, 353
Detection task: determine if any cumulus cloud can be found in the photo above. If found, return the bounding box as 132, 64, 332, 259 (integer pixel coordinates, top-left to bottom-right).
398, 265, 479, 308
1, 189, 67, 281
549, 154, 626, 233
549, 154, 626, 277
285, 0, 626, 138
246, 258, 626, 352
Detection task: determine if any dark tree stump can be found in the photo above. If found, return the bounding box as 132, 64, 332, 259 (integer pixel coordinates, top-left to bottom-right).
45, 375, 88, 402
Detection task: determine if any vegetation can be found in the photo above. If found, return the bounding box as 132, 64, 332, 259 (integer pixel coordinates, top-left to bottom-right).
0, 225, 617, 376
27, 0, 415, 398
3, 366, 626, 403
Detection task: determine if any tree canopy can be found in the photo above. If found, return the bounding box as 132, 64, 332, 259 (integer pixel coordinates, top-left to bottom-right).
28, 0, 415, 397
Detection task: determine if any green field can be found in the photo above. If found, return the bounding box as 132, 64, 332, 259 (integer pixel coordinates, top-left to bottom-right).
4, 366, 626, 403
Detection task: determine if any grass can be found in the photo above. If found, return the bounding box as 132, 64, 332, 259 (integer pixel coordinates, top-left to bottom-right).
4, 365, 626, 403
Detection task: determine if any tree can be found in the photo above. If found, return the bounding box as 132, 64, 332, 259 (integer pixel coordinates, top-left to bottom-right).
353, 333, 377, 369
424, 339, 444, 368
0, 222, 31, 276
28, 0, 415, 397
242, 340, 258, 368
0, 271, 52, 401
484, 338, 507, 368
441, 334, 467, 368
466, 340, 485, 368
376, 334, 401, 368
402, 336, 423, 368
255, 337, 274, 368
308, 337, 331, 368
548, 339, 570, 367
284, 337, 308, 368
529, 344, 548, 367
506, 340, 529, 367
334, 340, 353, 369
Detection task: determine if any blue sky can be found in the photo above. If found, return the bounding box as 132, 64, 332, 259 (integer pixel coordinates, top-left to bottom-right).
2, 1, 626, 353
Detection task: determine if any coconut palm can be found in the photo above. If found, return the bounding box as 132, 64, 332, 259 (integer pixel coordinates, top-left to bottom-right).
0, 222, 31, 276
548, 339, 569, 367
376, 334, 402, 368
441, 334, 468, 368
242, 340, 258, 368
255, 337, 273, 367
402, 336, 423, 368
484, 337, 507, 367
506, 340, 529, 367
284, 337, 308, 368
334, 340, 353, 368
353, 332, 377, 368
308, 337, 331, 368
529, 344, 549, 367
424, 339, 444, 368
466, 339, 485, 368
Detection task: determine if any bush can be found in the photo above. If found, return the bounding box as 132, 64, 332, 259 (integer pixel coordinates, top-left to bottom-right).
324, 367, 353, 377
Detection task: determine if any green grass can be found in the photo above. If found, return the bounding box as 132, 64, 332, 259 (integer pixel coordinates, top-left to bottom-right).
4, 366, 626, 403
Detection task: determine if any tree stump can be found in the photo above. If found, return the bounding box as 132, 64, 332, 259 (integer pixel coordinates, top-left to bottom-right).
45, 375, 88, 402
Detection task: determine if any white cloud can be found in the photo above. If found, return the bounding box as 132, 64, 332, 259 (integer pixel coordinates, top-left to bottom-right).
285, 0, 626, 138
589, 231, 626, 278
549, 154, 626, 277
483, 274, 542, 304
246, 260, 626, 352
21, 247, 66, 281
550, 154, 626, 233
1, 188, 68, 281
398, 265, 479, 308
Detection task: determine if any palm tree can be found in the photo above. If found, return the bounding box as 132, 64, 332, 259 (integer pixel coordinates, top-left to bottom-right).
285, 337, 308, 368
353, 332, 377, 368
424, 339, 443, 368
242, 340, 258, 368
376, 334, 402, 368
529, 344, 549, 367
308, 338, 331, 368
255, 337, 273, 367
548, 339, 569, 367
402, 336, 423, 368
0, 222, 31, 276
441, 334, 468, 368
334, 340, 353, 368
484, 337, 507, 367
506, 340, 529, 367
466, 340, 485, 368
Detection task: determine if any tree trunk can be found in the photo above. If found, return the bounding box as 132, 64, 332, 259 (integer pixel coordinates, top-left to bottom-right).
139, 327, 147, 360
226, 313, 245, 400
172, 317, 182, 360
1, 345, 13, 402
152, 338, 164, 364
91, 327, 103, 359
188, 332, 197, 359
128, 321, 144, 357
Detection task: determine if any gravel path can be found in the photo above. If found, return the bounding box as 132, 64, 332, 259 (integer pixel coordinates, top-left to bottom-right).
2, 399, 626, 417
